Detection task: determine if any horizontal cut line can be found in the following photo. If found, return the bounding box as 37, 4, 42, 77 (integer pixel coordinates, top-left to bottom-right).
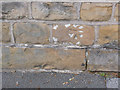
1, 69, 84, 74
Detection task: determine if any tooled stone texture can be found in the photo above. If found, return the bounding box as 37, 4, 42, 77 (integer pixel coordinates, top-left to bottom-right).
13, 22, 50, 44
98, 25, 118, 46
80, 3, 112, 21
2, 2, 28, 19
52, 24, 95, 45
87, 49, 119, 71
0, 23, 11, 43
2, 47, 86, 70
32, 2, 77, 20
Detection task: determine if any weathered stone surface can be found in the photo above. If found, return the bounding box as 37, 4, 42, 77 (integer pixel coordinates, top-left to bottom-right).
32, 2, 77, 20
13, 23, 50, 44
0, 23, 11, 43
114, 3, 120, 21
2, 2, 28, 19
80, 3, 112, 21
98, 25, 118, 45
52, 24, 95, 45
87, 49, 119, 71
2, 47, 86, 70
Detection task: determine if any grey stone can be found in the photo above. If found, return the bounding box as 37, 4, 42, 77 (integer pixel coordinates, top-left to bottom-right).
2, 71, 106, 88
13, 22, 50, 44
106, 78, 119, 88
32, 2, 77, 20
2, 2, 28, 19
87, 49, 119, 71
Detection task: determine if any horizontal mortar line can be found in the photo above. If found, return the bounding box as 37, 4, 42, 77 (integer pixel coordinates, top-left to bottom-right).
0, 0, 119, 2
1, 43, 89, 49
1, 69, 119, 74
1, 43, 119, 50
0, 20, 119, 25
1, 69, 84, 74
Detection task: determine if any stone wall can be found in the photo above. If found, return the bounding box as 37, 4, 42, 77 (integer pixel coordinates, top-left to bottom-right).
1, 1, 119, 72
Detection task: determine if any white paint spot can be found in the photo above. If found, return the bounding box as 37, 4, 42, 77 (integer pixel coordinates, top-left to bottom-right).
16, 81, 19, 86
79, 35, 83, 38
79, 71, 83, 73
93, 44, 100, 48
68, 33, 74, 38
88, 60, 89, 63
75, 36, 77, 40
53, 37, 58, 42
53, 25, 58, 30
86, 52, 88, 56
114, 18, 116, 21
25, 44, 28, 46
65, 24, 71, 28
76, 42, 80, 45
73, 25, 79, 28
34, 45, 43, 47
79, 31, 83, 33
79, 26, 84, 29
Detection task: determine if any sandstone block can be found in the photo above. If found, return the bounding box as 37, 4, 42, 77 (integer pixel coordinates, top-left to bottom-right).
87, 49, 119, 71
80, 3, 112, 21
13, 23, 50, 44
52, 24, 95, 45
0, 23, 11, 43
114, 3, 120, 21
98, 25, 118, 46
2, 47, 86, 70
32, 2, 77, 20
2, 2, 28, 19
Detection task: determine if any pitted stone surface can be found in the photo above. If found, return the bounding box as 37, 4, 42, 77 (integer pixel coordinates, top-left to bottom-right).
2, 2, 28, 19
2, 47, 86, 70
80, 3, 112, 21
52, 24, 95, 45
13, 22, 50, 44
87, 49, 119, 71
32, 2, 77, 20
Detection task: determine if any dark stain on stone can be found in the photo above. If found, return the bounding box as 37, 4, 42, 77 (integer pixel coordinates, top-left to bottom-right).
105, 36, 109, 39
34, 65, 43, 68
81, 63, 85, 66
102, 41, 118, 49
